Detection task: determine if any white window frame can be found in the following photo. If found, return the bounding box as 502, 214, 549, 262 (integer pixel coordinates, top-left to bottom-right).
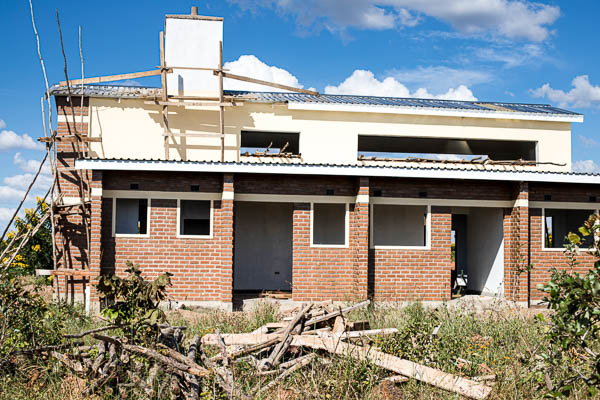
176, 199, 214, 239
369, 203, 431, 250
310, 202, 350, 248
541, 206, 599, 252
112, 197, 151, 238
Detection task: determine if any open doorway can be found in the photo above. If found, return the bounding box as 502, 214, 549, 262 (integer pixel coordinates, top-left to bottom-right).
233, 202, 293, 297
451, 207, 504, 296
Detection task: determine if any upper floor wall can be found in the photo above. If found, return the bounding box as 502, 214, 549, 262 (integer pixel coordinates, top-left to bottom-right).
83, 97, 574, 172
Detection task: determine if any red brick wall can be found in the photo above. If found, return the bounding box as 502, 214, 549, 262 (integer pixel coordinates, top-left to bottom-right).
370, 177, 514, 200
99, 174, 233, 304
528, 208, 598, 302
369, 207, 452, 302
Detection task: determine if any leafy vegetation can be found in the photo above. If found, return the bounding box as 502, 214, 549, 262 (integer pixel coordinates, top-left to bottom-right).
0, 198, 53, 275
96, 261, 172, 345
541, 213, 600, 397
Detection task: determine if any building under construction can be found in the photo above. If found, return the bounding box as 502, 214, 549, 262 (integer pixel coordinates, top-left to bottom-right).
39, 8, 600, 310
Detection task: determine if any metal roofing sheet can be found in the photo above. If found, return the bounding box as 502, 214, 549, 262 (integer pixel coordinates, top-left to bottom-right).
49, 84, 581, 117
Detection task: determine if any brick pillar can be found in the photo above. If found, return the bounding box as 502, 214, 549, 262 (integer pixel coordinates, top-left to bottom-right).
218, 173, 234, 305
351, 177, 369, 300
88, 170, 103, 307
505, 182, 529, 304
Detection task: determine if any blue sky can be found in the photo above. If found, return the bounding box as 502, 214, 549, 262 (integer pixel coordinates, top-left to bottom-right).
1, 0, 600, 225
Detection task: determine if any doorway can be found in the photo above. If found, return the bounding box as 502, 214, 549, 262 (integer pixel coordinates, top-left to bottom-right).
233, 202, 293, 292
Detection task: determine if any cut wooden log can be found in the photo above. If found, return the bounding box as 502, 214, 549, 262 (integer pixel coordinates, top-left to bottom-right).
303, 300, 370, 329
260, 303, 312, 370
383, 375, 410, 384
334, 328, 399, 340
293, 335, 492, 400
212, 336, 282, 362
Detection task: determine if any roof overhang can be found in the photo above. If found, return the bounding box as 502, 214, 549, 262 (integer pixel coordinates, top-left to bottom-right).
76, 159, 600, 185
286, 102, 584, 123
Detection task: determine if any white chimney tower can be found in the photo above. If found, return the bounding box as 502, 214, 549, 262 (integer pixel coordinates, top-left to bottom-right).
164, 8, 223, 97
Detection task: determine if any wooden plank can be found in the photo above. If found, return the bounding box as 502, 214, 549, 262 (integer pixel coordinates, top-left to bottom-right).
58, 69, 170, 86
38, 135, 101, 143
161, 132, 224, 138
144, 100, 238, 107
293, 335, 492, 400
216, 70, 319, 96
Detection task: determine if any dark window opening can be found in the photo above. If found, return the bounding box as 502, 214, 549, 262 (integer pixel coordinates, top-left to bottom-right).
372, 204, 427, 247
357, 135, 537, 161
180, 200, 211, 236
313, 203, 346, 245
240, 130, 300, 155
115, 198, 148, 235
545, 209, 595, 249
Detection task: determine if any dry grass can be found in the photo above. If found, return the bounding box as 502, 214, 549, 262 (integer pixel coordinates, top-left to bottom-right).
0, 299, 595, 399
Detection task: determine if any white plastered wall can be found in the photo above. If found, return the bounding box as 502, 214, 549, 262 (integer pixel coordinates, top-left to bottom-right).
164, 17, 223, 97
87, 99, 572, 172
465, 208, 505, 295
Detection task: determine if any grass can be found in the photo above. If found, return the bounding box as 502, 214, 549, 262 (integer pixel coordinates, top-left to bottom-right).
0, 299, 596, 399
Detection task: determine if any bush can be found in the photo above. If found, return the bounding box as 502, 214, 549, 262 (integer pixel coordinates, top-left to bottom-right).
541, 213, 600, 396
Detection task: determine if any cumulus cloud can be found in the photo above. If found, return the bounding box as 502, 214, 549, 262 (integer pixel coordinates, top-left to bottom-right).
13, 152, 50, 174
0, 120, 6, 129
0, 186, 25, 201
572, 160, 600, 174
0, 129, 43, 151
3, 173, 53, 190
224, 55, 314, 92
0, 207, 14, 224
324, 70, 477, 100
531, 75, 600, 109
230, 0, 560, 41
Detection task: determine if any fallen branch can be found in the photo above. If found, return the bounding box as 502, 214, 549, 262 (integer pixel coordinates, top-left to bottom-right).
293, 334, 492, 400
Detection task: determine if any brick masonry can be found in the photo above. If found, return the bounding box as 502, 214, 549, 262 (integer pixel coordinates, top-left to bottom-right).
53, 95, 600, 307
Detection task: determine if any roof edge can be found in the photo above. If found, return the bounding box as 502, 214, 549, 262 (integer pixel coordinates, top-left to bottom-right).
76, 159, 600, 185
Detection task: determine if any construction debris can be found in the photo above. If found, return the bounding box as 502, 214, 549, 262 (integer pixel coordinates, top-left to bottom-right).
201, 300, 493, 399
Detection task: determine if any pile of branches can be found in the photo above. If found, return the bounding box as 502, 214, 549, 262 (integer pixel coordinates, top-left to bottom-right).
13, 263, 493, 399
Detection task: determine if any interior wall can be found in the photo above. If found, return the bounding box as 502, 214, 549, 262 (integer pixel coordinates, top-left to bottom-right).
466, 208, 505, 295
234, 202, 293, 291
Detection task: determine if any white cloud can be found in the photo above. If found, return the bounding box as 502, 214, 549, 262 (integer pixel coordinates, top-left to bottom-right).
224, 55, 312, 92
531, 75, 600, 108
0, 120, 6, 129
0, 207, 14, 224
230, 0, 560, 41
579, 135, 600, 148
0, 186, 25, 201
388, 66, 491, 93
324, 69, 477, 100
3, 173, 53, 190
13, 152, 50, 174
475, 44, 546, 68
0, 129, 43, 151
572, 160, 600, 174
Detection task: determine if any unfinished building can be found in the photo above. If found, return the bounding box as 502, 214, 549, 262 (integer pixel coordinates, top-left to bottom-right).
46, 8, 600, 310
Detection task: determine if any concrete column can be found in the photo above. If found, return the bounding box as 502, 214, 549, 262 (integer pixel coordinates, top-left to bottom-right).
352, 177, 370, 300
505, 182, 529, 304
218, 173, 234, 305
88, 170, 103, 308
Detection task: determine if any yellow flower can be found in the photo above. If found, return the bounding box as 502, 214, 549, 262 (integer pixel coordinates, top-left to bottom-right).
32, 244, 41, 252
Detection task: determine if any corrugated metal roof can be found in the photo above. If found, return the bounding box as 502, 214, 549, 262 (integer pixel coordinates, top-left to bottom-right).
77, 157, 600, 177
49, 84, 580, 117
75, 157, 600, 185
